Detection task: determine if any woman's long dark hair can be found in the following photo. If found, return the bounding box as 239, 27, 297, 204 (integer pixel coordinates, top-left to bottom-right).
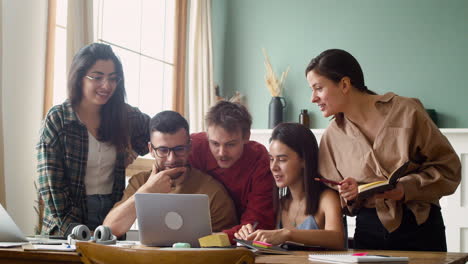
304, 49, 377, 122
271, 123, 323, 217
305, 49, 376, 95
68, 43, 129, 151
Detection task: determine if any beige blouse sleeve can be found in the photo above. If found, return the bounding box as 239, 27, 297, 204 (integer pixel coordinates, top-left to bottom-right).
318, 128, 344, 190
318, 128, 359, 213
399, 99, 461, 202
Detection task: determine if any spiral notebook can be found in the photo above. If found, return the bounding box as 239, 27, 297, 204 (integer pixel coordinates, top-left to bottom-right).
308, 254, 408, 263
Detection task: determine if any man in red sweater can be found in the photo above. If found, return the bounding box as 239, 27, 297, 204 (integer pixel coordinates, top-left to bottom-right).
189, 101, 275, 242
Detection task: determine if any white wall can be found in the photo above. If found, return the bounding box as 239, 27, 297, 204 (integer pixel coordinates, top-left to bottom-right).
1, 0, 47, 235
0, 0, 6, 206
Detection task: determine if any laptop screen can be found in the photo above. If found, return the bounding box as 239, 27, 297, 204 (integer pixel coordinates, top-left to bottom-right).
135, 193, 212, 247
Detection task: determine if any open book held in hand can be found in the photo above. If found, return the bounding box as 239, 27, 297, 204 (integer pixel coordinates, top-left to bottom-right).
356, 161, 410, 202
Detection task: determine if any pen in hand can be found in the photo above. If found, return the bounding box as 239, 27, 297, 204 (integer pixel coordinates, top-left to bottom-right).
248, 221, 258, 236
314, 178, 355, 206
314, 177, 342, 186
252, 221, 258, 231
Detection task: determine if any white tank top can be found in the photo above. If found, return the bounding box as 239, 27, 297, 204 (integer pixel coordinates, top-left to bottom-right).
84, 131, 116, 195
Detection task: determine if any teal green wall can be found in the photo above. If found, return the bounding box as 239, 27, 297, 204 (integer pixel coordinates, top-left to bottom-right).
212, 0, 468, 128
211, 0, 227, 93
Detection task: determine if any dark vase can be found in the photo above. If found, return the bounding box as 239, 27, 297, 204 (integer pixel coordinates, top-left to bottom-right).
268, 97, 286, 129
425, 109, 439, 127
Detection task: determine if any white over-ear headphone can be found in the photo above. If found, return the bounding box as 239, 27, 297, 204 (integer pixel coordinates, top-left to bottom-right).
67, 225, 117, 245
94, 225, 117, 245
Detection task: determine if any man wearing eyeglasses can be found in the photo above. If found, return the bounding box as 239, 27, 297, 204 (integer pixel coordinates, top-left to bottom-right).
103, 111, 238, 237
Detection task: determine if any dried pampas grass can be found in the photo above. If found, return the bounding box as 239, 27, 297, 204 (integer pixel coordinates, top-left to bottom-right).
263, 48, 290, 97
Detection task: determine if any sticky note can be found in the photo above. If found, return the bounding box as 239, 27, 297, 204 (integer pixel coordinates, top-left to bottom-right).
198, 233, 230, 247
252, 241, 272, 248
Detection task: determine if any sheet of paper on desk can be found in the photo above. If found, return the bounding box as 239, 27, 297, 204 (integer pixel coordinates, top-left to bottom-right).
113, 240, 140, 247
308, 254, 408, 263
0, 242, 29, 248
27, 237, 68, 245
22, 244, 76, 252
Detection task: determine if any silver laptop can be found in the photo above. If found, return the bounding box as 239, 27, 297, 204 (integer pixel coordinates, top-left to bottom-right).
135, 193, 212, 247
0, 204, 68, 245
0, 203, 28, 242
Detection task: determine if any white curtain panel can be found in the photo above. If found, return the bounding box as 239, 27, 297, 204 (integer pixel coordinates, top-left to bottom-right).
66, 0, 94, 74
188, 0, 214, 133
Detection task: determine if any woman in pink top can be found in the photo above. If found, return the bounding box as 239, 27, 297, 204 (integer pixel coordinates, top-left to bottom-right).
305, 49, 460, 251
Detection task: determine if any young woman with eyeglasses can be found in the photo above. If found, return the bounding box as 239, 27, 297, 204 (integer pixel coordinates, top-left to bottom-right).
36, 43, 150, 235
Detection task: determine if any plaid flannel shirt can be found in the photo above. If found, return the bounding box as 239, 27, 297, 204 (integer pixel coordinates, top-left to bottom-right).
36, 100, 149, 235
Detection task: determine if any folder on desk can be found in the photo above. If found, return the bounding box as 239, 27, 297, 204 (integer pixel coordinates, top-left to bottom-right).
308, 254, 408, 263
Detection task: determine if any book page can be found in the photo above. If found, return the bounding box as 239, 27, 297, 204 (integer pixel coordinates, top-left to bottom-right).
358, 180, 388, 192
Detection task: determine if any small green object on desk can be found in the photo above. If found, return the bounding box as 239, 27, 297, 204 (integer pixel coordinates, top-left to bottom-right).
172, 242, 191, 248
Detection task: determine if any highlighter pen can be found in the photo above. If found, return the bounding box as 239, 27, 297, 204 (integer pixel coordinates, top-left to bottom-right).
314, 177, 342, 186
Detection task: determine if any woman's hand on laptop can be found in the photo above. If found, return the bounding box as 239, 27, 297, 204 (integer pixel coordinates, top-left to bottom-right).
138, 165, 187, 194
